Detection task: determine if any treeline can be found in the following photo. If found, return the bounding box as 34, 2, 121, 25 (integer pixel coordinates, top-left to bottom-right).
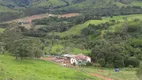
81, 22, 115, 36
0, 12, 21, 22
83, 6, 142, 19
13, 0, 30, 7
2, 5, 142, 22
32, 15, 102, 35
0, 23, 43, 60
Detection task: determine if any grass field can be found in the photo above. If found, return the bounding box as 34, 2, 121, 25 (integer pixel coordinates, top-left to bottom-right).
0, 6, 14, 12
80, 67, 138, 80
31, 0, 67, 7
0, 55, 99, 80
56, 20, 108, 37
131, 1, 142, 7
0, 28, 5, 33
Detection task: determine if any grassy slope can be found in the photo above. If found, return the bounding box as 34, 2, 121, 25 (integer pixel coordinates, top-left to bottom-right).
45, 14, 142, 55
0, 0, 142, 12
32, 0, 66, 7
0, 28, 5, 33
44, 45, 90, 55
130, 1, 142, 6
80, 67, 138, 80
0, 55, 99, 80
0, 6, 14, 12
56, 20, 108, 37
55, 14, 142, 37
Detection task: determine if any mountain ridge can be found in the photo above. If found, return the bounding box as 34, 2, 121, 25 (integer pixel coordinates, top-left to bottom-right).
0, 0, 142, 12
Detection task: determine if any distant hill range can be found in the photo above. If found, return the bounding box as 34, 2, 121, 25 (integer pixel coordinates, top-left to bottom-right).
0, 0, 142, 12
0, 0, 142, 22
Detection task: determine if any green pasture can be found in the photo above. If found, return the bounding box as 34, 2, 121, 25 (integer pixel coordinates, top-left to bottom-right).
0, 55, 99, 80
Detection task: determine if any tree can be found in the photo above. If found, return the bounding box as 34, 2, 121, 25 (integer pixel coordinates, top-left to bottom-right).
12, 38, 43, 60
125, 57, 140, 67
98, 59, 105, 67
0, 23, 22, 51
0, 42, 5, 54
114, 60, 124, 68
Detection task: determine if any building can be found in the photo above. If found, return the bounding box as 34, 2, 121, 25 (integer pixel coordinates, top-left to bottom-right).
62, 54, 91, 65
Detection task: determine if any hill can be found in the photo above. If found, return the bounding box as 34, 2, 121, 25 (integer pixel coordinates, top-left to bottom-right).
0, 0, 142, 80
0, 55, 98, 80
0, 0, 142, 13
1, 0, 142, 22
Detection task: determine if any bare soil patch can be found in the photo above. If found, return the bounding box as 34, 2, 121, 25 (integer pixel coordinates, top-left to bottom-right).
58, 13, 79, 18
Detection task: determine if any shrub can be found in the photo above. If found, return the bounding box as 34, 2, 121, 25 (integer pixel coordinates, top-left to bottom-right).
86, 62, 93, 66
98, 59, 105, 67
106, 63, 114, 68
137, 65, 142, 80
94, 63, 101, 67
136, 54, 142, 60
127, 23, 140, 32
134, 18, 140, 22
128, 65, 134, 68
114, 60, 125, 68
125, 57, 140, 67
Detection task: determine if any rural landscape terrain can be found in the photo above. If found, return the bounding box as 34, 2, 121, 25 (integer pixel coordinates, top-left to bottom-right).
0, 0, 142, 80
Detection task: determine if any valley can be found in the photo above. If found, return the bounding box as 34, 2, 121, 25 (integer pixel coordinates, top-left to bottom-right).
0, 0, 142, 80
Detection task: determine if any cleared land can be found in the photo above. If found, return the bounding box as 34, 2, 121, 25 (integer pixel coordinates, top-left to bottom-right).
6, 13, 79, 29
8, 13, 79, 23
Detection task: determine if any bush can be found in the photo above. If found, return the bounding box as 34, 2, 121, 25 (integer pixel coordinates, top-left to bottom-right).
106, 63, 114, 68
98, 59, 105, 67
125, 57, 140, 67
134, 18, 140, 22
114, 60, 125, 68
137, 65, 142, 80
94, 63, 101, 67
86, 62, 93, 66
128, 65, 134, 68
136, 54, 142, 60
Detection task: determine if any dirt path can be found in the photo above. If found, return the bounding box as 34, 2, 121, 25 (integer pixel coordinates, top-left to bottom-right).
88, 72, 113, 80
8, 13, 79, 23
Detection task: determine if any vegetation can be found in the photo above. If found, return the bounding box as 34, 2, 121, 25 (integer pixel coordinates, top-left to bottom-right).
0, 55, 98, 80
0, 0, 142, 80
81, 67, 138, 80
1, 0, 142, 21
137, 65, 142, 80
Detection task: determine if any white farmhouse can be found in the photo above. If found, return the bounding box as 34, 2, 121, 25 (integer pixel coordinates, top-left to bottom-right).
63, 54, 91, 65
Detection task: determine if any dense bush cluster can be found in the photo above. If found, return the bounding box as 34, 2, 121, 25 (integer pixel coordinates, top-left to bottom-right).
32, 15, 100, 34
81, 22, 113, 36
88, 20, 142, 68
0, 12, 21, 22
137, 65, 142, 80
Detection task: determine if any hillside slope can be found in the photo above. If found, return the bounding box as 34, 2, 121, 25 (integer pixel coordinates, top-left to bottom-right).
0, 0, 142, 12
0, 55, 97, 80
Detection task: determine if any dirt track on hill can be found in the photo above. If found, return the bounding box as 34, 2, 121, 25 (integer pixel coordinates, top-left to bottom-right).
8, 13, 79, 23
88, 72, 113, 80
7, 13, 79, 29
